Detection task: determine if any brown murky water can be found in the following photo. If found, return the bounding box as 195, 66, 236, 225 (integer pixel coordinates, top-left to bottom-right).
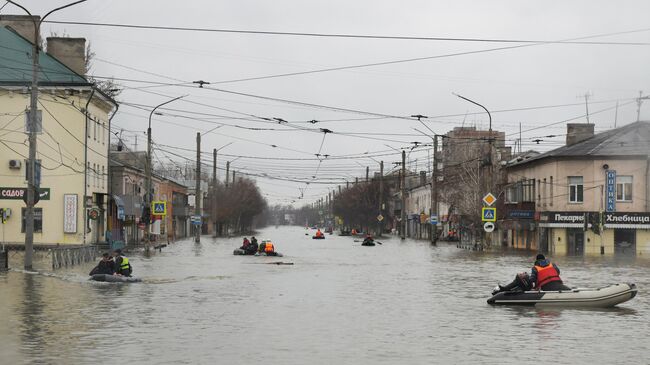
1, 225, 648, 364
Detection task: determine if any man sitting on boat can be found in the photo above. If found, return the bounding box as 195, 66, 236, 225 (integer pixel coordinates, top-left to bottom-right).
89, 252, 115, 276
258, 240, 276, 255
492, 254, 570, 294
530, 254, 570, 291
315, 229, 324, 238
112, 249, 132, 277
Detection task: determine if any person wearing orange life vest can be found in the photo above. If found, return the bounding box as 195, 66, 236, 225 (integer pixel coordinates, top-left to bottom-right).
530, 254, 571, 291
315, 229, 324, 238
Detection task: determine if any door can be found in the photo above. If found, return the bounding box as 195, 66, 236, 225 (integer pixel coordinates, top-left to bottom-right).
567, 229, 584, 255
614, 229, 636, 256
539, 228, 549, 253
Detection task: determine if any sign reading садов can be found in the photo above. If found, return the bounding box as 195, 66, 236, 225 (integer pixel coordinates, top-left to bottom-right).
0, 187, 50, 200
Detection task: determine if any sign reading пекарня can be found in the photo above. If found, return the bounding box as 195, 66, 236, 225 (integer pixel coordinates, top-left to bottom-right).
0, 187, 50, 200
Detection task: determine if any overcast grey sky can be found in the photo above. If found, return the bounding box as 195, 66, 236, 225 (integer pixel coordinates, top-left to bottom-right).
5, 0, 650, 205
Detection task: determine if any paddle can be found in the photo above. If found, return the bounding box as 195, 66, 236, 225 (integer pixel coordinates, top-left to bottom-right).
353, 239, 382, 245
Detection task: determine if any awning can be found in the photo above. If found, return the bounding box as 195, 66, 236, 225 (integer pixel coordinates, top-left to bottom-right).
538, 223, 590, 228
605, 224, 650, 229
112, 194, 125, 208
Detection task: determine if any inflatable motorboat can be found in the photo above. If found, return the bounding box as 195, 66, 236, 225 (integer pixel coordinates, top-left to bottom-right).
90, 274, 142, 283
487, 283, 637, 308
312, 236, 325, 239
233, 248, 283, 257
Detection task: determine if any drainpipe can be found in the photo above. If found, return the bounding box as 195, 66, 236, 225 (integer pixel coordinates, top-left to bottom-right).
107, 103, 118, 241
83, 89, 95, 245
646, 157, 650, 212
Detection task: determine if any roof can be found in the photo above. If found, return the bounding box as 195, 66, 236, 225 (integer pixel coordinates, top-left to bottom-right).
0, 25, 89, 86
508, 121, 650, 168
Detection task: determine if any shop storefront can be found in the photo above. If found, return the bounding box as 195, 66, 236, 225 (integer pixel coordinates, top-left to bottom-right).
603, 212, 650, 256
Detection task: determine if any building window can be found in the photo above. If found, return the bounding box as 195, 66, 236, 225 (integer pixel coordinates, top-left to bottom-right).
102, 122, 106, 145
550, 176, 554, 206
93, 118, 97, 141
616, 175, 632, 201
568, 176, 583, 203
537, 179, 541, 206
101, 166, 105, 189
21, 208, 43, 233
543, 178, 547, 206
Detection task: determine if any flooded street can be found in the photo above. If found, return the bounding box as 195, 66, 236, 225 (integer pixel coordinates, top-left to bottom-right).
1, 225, 648, 364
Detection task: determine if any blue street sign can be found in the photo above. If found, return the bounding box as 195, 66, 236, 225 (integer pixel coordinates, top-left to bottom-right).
605, 170, 616, 212
191, 215, 202, 225
430, 214, 438, 225
482, 207, 497, 222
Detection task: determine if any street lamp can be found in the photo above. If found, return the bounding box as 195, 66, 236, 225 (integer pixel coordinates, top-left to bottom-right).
6, 0, 88, 270
145, 95, 185, 251
453, 93, 494, 248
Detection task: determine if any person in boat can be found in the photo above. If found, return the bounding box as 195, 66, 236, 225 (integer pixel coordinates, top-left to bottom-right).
530, 254, 570, 291
248, 236, 259, 254
492, 272, 532, 295
315, 229, 324, 238
89, 252, 115, 276
362, 235, 374, 245
240, 237, 251, 250
351, 228, 357, 235
112, 249, 132, 277
259, 240, 275, 255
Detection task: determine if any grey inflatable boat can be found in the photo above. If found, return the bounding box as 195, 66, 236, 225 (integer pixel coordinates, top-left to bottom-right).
90, 274, 142, 283
488, 283, 637, 308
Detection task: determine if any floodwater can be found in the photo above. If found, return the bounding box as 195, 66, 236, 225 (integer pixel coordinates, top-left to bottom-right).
1, 226, 648, 364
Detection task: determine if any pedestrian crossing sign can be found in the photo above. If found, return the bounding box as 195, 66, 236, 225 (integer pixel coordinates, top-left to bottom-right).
481, 207, 496, 222
152, 201, 167, 216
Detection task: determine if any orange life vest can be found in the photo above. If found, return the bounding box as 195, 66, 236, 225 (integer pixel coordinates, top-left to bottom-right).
264, 242, 274, 253
534, 263, 561, 288
316, 230, 323, 237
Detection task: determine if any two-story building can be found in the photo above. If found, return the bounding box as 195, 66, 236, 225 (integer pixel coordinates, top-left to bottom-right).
0, 17, 117, 246
504, 122, 650, 256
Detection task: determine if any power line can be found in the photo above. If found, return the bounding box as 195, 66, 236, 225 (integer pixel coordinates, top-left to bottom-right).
42, 20, 650, 46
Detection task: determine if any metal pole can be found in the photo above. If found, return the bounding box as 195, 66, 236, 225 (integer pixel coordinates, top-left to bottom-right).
225, 161, 230, 188
146, 95, 184, 250
212, 148, 217, 237
432, 136, 438, 244
378, 160, 383, 238
6, 0, 88, 270
195, 132, 201, 243
366, 166, 369, 182
401, 150, 406, 240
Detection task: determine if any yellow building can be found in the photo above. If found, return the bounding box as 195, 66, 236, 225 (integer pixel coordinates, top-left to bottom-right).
0, 19, 117, 246
504, 122, 650, 256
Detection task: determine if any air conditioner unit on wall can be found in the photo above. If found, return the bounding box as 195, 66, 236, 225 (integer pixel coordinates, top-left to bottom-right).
9, 160, 21, 169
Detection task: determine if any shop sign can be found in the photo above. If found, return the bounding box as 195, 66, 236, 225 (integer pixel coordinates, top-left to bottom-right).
507, 210, 535, 219
604, 212, 650, 224
0, 187, 50, 200
541, 211, 596, 223
63, 194, 77, 233
605, 170, 616, 212
88, 208, 101, 220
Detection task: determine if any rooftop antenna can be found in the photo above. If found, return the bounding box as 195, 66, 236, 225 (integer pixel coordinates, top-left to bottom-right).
579, 92, 593, 124
637, 91, 649, 122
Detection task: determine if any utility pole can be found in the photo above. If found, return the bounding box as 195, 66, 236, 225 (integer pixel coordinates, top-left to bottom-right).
212, 148, 217, 237
401, 150, 406, 240
431, 136, 438, 244
7, 0, 88, 270
232, 171, 236, 186
225, 161, 230, 188
378, 160, 384, 238
195, 132, 201, 243
637, 91, 649, 122
366, 166, 369, 182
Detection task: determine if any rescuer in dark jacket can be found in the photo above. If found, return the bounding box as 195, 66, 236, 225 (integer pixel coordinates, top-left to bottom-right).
89, 253, 115, 275
530, 254, 571, 291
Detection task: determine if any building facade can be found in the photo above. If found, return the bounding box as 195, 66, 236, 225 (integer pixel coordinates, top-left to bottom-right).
504, 122, 650, 256
0, 20, 117, 246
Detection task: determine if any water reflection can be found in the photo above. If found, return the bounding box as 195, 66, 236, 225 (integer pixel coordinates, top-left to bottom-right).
1, 227, 648, 364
